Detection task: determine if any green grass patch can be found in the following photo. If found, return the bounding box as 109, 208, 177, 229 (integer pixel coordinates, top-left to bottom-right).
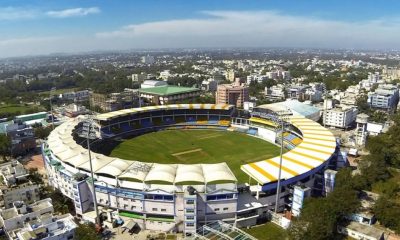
243, 223, 288, 240
119, 211, 143, 219
0, 104, 45, 117
38, 87, 79, 96
110, 129, 281, 183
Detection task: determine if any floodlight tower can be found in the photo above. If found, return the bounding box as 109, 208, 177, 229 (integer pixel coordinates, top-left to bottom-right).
50, 87, 56, 129
271, 109, 291, 213
80, 116, 101, 225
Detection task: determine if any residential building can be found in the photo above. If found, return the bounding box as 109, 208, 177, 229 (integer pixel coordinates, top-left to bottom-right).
132, 73, 146, 82
141, 55, 155, 65
159, 70, 172, 80
140, 80, 168, 89
226, 69, 236, 82
337, 221, 384, 240
287, 85, 309, 101
216, 79, 249, 108
1, 122, 36, 156
382, 66, 400, 80
368, 84, 399, 110
12, 213, 77, 240
323, 106, 358, 129
139, 85, 201, 105
60, 90, 90, 102
265, 85, 286, 101
201, 79, 218, 92
15, 112, 48, 126
0, 198, 54, 232
0, 161, 40, 208
355, 113, 369, 147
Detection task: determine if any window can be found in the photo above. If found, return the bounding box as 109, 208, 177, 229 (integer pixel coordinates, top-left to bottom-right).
131, 206, 136, 210
186, 216, 195, 220
223, 207, 229, 211
161, 209, 166, 212
186, 209, 194, 213
152, 208, 158, 211
214, 208, 220, 211
186, 222, 195, 227
186, 199, 195, 204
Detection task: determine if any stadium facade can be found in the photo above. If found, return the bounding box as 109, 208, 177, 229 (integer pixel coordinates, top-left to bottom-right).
42, 104, 337, 236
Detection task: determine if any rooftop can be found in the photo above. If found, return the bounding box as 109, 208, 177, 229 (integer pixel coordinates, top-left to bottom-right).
139, 85, 199, 96
342, 221, 384, 239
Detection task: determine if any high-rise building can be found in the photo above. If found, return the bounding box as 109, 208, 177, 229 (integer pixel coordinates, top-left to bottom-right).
216, 78, 249, 108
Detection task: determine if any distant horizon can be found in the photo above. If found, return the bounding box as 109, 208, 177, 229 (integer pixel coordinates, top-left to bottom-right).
1, 46, 400, 60
2, 0, 400, 58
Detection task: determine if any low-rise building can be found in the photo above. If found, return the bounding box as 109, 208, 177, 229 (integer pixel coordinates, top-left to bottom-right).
12, 213, 76, 240
60, 90, 90, 102
90, 89, 139, 112
201, 79, 218, 92
0, 121, 36, 156
132, 73, 146, 82
140, 80, 168, 89
0, 198, 54, 232
139, 85, 201, 105
337, 221, 384, 240
265, 85, 286, 101
368, 84, 399, 110
0, 161, 40, 209
323, 106, 358, 129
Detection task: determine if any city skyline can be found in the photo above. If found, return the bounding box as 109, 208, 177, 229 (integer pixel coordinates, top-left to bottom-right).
2, 0, 400, 58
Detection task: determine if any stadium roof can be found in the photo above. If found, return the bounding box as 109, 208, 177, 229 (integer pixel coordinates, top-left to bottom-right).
46, 113, 237, 185
139, 85, 199, 96
258, 100, 321, 121
95, 103, 234, 121
241, 116, 336, 185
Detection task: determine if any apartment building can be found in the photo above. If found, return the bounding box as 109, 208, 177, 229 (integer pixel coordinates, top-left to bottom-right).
323, 106, 358, 129
0, 161, 40, 209
216, 79, 249, 108
368, 84, 399, 110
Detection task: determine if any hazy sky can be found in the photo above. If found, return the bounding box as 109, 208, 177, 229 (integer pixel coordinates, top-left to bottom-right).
1, 0, 400, 58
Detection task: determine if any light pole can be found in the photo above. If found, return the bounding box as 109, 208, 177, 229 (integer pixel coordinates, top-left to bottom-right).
80, 116, 101, 225
272, 109, 290, 213
50, 87, 56, 129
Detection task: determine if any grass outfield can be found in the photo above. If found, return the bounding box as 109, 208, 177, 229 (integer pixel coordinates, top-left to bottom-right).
110, 129, 281, 183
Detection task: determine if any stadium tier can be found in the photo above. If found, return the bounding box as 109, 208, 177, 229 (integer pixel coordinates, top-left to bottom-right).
241, 116, 337, 191
42, 104, 337, 234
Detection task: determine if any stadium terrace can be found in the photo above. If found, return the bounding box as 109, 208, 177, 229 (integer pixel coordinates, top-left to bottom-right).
42, 103, 337, 236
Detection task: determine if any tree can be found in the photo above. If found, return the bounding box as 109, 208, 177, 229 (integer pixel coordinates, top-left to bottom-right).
0, 134, 11, 161
27, 168, 44, 185
75, 222, 101, 240
373, 196, 400, 233
34, 126, 53, 139
288, 168, 360, 240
